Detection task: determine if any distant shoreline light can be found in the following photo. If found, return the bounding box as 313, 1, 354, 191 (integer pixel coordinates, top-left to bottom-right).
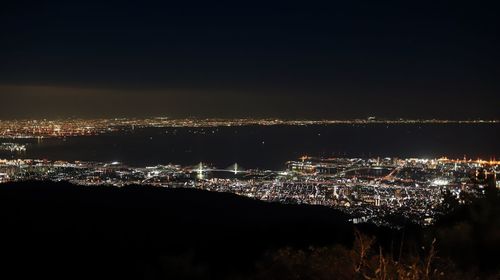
0, 117, 498, 139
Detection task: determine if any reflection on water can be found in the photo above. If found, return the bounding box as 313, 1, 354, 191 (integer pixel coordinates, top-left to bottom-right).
0, 124, 498, 170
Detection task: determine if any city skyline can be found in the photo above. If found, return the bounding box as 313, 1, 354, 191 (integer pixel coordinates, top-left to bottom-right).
1, 155, 497, 228
1, 2, 499, 278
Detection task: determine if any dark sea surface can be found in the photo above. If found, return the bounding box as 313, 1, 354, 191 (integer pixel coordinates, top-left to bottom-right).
1, 124, 498, 170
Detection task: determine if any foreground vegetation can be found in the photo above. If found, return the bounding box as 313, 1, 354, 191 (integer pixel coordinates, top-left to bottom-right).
252, 190, 500, 280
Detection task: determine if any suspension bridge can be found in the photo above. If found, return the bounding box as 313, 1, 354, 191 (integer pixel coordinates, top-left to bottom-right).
191, 162, 249, 176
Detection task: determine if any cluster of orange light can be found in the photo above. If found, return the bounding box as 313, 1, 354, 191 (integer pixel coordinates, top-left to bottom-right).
438, 157, 499, 166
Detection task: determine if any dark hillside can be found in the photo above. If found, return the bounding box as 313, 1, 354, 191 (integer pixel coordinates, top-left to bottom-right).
1, 181, 498, 279
0, 181, 353, 279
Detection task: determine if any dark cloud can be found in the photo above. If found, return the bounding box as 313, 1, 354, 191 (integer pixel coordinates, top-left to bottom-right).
0, 1, 498, 119
1, 85, 497, 119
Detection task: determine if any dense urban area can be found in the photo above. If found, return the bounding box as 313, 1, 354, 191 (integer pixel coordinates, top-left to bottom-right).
1, 118, 498, 227
1, 156, 498, 227
0, 117, 498, 138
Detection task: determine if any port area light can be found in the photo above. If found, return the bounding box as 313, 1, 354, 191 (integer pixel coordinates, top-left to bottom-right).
104, 161, 121, 167
431, 178, 449, 186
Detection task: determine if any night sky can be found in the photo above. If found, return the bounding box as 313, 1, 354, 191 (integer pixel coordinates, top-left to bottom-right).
0, 1, 498, 119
